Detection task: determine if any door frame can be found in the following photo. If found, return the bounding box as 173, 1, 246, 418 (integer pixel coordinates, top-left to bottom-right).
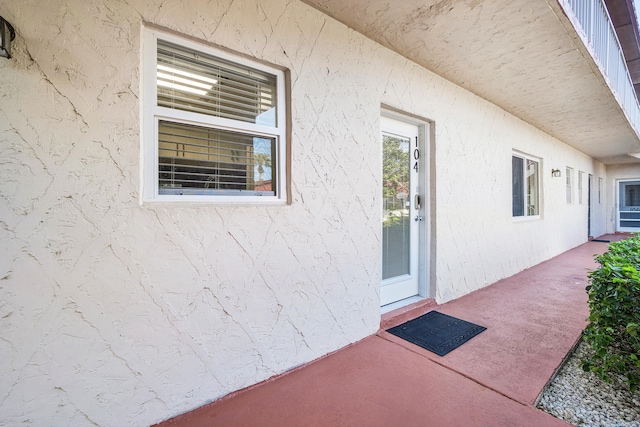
380, 109, 431, 308
616, 178, 640, 232
588, 174, 592, 238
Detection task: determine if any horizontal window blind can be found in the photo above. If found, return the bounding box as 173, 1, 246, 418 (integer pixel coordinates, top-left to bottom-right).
158, 120, 275, 195
157, 40, 277, 126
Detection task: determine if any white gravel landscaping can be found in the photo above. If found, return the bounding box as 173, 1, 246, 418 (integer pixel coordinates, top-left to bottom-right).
537, 340, 640, 426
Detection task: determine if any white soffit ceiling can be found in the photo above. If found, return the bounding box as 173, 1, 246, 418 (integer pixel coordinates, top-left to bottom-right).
303, 0, 640, 164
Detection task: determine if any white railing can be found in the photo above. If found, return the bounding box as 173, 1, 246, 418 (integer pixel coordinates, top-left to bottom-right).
562, 0, 640, 134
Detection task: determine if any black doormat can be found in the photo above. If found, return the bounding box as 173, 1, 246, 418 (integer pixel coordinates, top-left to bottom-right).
387, 311, 486, 356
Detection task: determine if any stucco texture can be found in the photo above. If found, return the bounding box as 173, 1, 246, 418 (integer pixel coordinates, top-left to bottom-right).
0, 0, 605, 425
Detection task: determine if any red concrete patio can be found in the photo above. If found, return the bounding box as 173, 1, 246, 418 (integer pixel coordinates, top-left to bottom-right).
156, 234, 630, 427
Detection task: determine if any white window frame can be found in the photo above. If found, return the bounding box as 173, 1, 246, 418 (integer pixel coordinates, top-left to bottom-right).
141, 27, 287, 204
512, 151, 541, 220
566, 167, 574, 204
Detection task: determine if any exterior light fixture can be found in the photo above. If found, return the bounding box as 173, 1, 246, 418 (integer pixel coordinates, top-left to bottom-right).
0, 16, 16, 59
551, 169, 561, 177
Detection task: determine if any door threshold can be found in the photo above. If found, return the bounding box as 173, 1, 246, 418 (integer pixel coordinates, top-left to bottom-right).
380, 297, 437, 330
381, 296, 424, 314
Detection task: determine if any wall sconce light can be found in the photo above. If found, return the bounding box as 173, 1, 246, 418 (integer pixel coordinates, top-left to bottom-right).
0, 16, 16, 59
551, 169, 561, 177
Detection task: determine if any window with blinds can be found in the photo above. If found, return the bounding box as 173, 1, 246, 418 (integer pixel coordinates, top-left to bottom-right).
512, 156, 524, 217
578, 171, 584, 204
142, 29, 286, 202
158, 121, 275, 195
566, 167, 573, 204
512, 153, 540, 218
157, 40, 277, 126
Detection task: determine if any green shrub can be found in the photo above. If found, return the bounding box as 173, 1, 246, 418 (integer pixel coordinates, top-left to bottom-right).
582, 234, 640, 392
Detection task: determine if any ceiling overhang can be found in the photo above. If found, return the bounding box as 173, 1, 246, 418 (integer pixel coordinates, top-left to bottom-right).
303, 0, 640, 164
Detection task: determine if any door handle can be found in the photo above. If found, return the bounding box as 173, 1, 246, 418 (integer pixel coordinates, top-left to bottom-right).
414, 215, 424, 221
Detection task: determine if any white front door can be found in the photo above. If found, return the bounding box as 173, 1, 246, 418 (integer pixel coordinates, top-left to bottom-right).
380, 116, 423, 306
618, 180, 640, 232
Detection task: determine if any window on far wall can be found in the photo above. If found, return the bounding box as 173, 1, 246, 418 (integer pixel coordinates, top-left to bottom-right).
566, 167, 573, 204
599, 177, 602, 203
512, 153, 540, 218
578, 171, 584, 204
142, 28, 287, 203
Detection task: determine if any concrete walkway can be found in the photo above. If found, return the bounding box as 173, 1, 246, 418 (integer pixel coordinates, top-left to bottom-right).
156, 235, 629, 427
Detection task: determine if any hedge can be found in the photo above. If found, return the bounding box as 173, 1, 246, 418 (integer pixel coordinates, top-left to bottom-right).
582, 234, 640, 392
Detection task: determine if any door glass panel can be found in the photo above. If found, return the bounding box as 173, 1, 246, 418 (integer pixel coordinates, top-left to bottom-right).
382, 133, 410, 280
623, 184, 640, 207
621, 221, 640, 227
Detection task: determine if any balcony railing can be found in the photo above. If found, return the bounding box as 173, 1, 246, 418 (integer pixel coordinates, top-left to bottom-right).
561, 0, 640, 134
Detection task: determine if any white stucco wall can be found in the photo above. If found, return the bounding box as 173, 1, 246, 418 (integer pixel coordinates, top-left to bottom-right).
416, 98, 604, 302
605, 163, 640, 232
0, 1, 608, 425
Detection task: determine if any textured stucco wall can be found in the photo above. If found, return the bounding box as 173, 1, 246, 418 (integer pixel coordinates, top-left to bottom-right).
0, 0, 606, 425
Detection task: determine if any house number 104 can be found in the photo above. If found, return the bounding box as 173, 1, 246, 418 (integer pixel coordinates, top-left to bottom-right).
413, 136, 420, 172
